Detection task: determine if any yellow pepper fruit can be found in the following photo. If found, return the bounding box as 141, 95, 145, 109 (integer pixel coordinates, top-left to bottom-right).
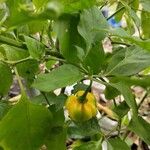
65, 91, 97, 122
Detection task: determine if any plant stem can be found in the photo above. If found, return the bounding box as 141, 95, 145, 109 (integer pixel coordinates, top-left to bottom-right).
138, 91, 148, 109
107, 1, 134, 20
92, 78, 109, 86
48, 21, 55, 48
123, 130, 130, 141
107, 6, 125, 20
113, 99, 117, 107
78, 79, 92, 103
117, 119, 122, 136
41, 92, 51, 106
45, 55, 66, 63
1, 56, 32, 65
111, 41, 131, 47
14, 67, 26, 95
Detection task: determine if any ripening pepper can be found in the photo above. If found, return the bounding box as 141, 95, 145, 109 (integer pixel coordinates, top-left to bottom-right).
65, 90, 97, 122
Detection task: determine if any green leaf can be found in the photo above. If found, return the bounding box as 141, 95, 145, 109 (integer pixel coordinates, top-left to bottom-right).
128, 116, 150, 145
113, 101, 130, 118
78, 6, 108, 50
45, 126, 66, 150
108, 137, 130, 150
74, 140, 102, 150
104, 85, 120, 100
0, 62, 12, 96
24, 36, 45, 60
33, 64, 83, 92
55, 14, 86, 63
106, 45, 150, 76
83, 43, 105, 74
68, 118, 100, 139
111, 82, 138, 116
1, 45, 29, 61
16, 59, 39, 85
0, 95, 52, 150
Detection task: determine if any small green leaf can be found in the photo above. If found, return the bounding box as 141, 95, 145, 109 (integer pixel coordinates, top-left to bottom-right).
1, 45, 29, 61
108, 137, 130, 150
0, 95, 52, 150
78, 6, 108, 50
104, 85, 120, 100
0, 62, 12, 96
55, 14, 86, 63
83, 43, 105, 74
24, 36, 45, 60
113, 101, 130, 118
16, 59, 39, 85
128, 116, 150, 145
106, 46, 150, 76
68, 118, 100, 139
33, 64, 83, 92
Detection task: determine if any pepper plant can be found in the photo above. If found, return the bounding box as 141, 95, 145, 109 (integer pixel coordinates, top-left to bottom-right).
0, 0, 150, 149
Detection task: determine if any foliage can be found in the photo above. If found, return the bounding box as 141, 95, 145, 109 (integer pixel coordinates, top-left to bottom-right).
0, 0, 150, 149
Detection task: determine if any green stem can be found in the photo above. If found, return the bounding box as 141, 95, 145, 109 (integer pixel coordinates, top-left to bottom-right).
138, 91, 148, 109
117, 119, 122, 136
14, 67, 26, 95
46, 50, 64, 58
45, 55, 66, 63
0, 35, 24, 48
107, 1, 134, 20
48, 21, 55, 48
113, 99, 117, 107
107, 6, 125, 20
78, 79, 92, 103
41, 92, 51, 106
1, 56, 32, 65
123, 130, 130, 141
92, 78, 108, 86
111, 41, 131, 47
